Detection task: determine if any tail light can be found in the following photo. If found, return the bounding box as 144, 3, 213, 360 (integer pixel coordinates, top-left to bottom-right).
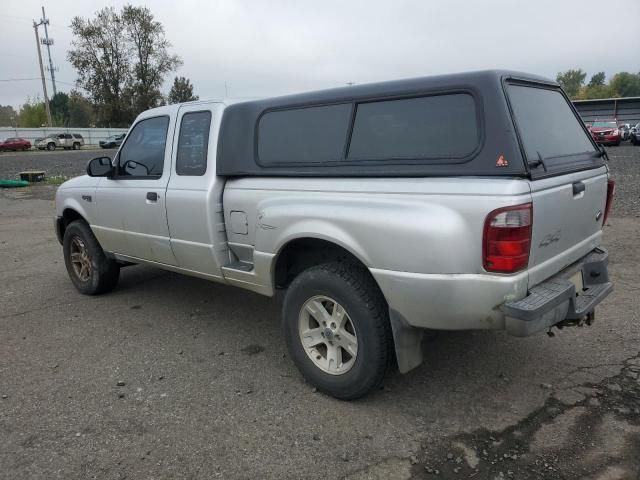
483, 203, 532, 274
602, 178, 615, 226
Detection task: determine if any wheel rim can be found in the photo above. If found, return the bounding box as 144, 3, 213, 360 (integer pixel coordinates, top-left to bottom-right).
298, 295, 358, 375
70, 236, 91, 282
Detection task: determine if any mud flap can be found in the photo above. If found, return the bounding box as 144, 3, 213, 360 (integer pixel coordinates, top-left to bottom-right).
389, 309, 424, 373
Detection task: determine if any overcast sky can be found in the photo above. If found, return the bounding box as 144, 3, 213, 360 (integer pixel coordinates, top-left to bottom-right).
1, 0, 639, 109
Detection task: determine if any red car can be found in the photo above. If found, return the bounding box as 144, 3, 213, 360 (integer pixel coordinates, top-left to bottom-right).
588, 119, 621, 146
0, 137, 32, 151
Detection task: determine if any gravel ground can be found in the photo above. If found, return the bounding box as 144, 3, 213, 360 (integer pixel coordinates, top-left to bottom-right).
1, 144, 639, 479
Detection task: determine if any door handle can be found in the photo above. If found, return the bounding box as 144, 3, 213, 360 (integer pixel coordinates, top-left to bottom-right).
146, 192, 158, 202
572, 181, 585, 196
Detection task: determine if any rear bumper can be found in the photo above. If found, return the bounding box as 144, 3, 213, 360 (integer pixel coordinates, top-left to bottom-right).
501, 248, 612, 336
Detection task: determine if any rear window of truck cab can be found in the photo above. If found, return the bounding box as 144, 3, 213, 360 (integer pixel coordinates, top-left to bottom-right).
506, 84, 598, 172
257, 93, 479, 166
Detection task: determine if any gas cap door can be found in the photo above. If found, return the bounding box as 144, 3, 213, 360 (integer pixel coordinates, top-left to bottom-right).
230, 210, 248, 235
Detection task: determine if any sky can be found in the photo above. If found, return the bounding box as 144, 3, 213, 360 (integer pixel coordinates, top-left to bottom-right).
1, 0, 639, 109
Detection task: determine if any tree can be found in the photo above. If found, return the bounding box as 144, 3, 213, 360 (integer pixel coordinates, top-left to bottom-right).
68, 5, 182, 126
556, 69, 587, 98
0, 105, 18, 127
609, 72, 640, 98
588, 72, 606, 87
49, 92, 70, 126
68, 7, 132, 127
68, 91, 95, 127
167, 76, 199, 104
122, 6, 183, 112
18, 99, 47, 127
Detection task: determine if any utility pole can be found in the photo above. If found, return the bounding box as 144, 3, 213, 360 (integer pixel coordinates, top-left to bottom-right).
40, 6, 57, 96
33, 20, 52, 126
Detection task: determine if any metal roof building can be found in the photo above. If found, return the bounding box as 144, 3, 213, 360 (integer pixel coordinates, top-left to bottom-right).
573, 96, 640, 126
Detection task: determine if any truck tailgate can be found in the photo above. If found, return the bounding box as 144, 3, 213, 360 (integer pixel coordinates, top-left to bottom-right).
527, 166, 608, 287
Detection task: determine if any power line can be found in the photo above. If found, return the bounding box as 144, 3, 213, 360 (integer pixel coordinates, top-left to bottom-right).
0, 77, 43, 82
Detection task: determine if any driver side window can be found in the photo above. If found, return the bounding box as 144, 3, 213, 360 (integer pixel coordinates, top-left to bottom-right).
117, 116, 169, 178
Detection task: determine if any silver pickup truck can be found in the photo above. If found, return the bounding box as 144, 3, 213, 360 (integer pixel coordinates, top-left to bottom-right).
55, 70, 614, 399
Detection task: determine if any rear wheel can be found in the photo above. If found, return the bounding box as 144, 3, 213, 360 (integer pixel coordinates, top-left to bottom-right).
63, 220, 120, 295
47, 142, 55, 151
282, 262, 391, 400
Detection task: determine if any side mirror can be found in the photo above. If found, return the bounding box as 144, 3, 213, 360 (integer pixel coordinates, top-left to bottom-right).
86, 156, 114, 177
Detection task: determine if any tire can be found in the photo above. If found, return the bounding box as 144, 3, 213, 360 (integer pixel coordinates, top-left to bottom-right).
73, 143, 80, 150
63, 220, 120, 295
47, 143, 55, 151
282, 262, 392, 400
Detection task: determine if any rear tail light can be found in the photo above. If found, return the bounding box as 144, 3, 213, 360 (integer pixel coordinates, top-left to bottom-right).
483, 203, 532, 274
602, 178, 615, 226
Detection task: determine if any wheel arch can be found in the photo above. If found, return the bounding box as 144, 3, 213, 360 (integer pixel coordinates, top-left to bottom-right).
57, 207, 88, 244
272, 236, 373, 290
272, 235, 426, 375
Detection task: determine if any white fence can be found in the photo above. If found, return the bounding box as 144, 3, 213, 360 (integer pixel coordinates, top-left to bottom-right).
0, 127, 129, 145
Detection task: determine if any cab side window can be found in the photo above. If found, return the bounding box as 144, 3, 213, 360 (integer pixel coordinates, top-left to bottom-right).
117, 116, 169, 178
176, 111, 211, 176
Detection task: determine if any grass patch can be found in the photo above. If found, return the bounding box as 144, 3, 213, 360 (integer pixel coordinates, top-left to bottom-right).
45, 175, 69, 186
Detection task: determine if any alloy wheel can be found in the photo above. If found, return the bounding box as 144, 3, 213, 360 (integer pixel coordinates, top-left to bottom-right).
298, 295, 358, 375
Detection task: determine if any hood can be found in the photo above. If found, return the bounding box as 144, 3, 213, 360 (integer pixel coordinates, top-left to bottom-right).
590, 127, 617, 133
58, 174, 101, 190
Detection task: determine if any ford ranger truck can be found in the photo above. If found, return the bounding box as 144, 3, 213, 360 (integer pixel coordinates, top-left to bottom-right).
54, 70, 614, 399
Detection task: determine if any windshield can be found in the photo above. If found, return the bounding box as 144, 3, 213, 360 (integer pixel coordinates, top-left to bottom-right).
507, 84, 596, 163
591, 121, 617, 128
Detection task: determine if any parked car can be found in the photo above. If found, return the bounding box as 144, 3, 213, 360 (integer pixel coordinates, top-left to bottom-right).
99, 133, 126, 149
36, 133, 84, 151
0, 137, 31, 151
589, 119, 621, 145
630, 123, 640, 145
618, 123, 631, 141
55, 70, 614, 399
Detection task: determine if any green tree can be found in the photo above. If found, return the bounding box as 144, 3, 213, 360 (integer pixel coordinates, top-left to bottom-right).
68, 7, 131, 127
0, 105, 18, 127
49, 92, 70, 126
122, 6, 183, 112
609, 72, 640, 98
68, 5, 182, 126
556, 69, 587, 98
68, 91, 95, 127
588, 72, 606, 87
18, 99, 47, 127
167, 76, 199, 104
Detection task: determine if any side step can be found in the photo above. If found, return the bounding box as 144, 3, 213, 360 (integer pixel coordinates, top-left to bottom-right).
222, 260, 254, 272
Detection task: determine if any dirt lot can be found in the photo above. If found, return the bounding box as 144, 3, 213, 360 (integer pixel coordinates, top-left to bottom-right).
1, 146, 639, 479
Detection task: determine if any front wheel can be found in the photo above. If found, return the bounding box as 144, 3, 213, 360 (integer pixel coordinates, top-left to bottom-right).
63, 220, 120, 295
282, 262, 392, 400
47, 143, 55, 151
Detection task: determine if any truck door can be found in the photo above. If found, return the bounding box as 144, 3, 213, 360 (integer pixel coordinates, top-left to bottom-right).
92, 115, 177, 265
165, 103, 228, 278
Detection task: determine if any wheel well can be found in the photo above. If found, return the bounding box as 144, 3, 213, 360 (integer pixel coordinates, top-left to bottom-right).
274, 238, 370, 289
60, 209, 85, 237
